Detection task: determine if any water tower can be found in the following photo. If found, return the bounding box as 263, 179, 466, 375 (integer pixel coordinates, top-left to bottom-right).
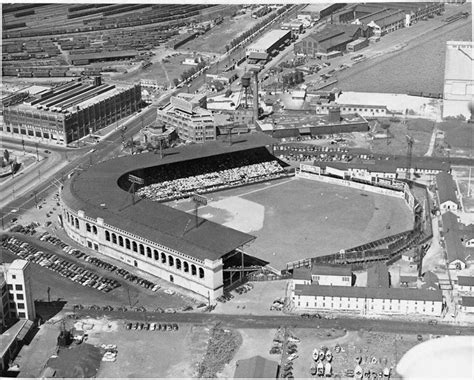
241, 73, 251, 108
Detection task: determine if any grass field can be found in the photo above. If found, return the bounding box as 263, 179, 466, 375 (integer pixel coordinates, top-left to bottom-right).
170, 177, 414, 269
334, 12, 471, 94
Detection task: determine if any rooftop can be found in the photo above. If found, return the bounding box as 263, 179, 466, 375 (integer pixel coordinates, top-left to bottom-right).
247, 29, 290, 52
69, 50, 138, 62
458, 275, 474, 287
367, 262, 390, 288
442, 211, 467, 265
61, 133, 276, 262
294, 284, 443, 302
311, 265, 352, 277
293, 267, 312, 281
444, 41, 473, 82
234, 355, 279, 379
461, 296, 474, 307
436, 171, 458, 205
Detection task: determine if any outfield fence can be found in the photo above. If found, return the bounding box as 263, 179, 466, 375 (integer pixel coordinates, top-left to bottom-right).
284, 167, 431, 272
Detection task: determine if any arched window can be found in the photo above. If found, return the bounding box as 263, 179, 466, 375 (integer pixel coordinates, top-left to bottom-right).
168, 255, 174, 266
170, 275, 174, 283
86, 223, 91, 232
184, 261, 189, 273
161, 252, 166, 264
153, 250, 159, 260
125, 238, 131, 250
132, 241, 138, 252
111, 233, 117, 244
191, 264, 197, 276
92, 225, 97, 235
176, 258, 181, 270
118, 236, 124, 247
66, 213, 70, 224
75, 218, 79, 229
139, 244, 144, 255
105, 231, 110, 241
146, 247, 151, 258
199, 268, 204, 279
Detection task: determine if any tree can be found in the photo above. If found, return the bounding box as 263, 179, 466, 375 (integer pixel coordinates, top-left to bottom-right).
173, 78, 180, 87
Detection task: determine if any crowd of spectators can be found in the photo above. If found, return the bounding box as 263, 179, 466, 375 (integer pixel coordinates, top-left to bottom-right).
136, 149, 287, 202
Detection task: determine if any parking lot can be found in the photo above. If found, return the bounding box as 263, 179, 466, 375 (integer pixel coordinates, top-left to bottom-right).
0, 232, 194, 312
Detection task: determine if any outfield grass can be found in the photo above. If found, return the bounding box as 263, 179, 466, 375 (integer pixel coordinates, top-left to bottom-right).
171, 177, 414, 269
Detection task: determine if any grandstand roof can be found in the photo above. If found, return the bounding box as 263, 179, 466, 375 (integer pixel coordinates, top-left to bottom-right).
62, 133, 276, 262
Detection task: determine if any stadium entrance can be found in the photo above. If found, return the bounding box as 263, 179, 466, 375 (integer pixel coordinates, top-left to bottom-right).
222, 249, 268, 289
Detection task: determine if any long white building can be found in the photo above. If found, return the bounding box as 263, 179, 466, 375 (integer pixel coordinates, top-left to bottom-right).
292, 284, 443, 316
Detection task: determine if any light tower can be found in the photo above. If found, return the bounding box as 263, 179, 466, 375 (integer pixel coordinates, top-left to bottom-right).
406, 135, 414, 181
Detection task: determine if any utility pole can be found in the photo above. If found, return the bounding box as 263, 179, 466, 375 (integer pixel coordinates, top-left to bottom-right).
35, 142, 39, 161
406, 135, 414, 181
32, 191, 38, 208
47, 287, 51, 303
22, 137, 25, 155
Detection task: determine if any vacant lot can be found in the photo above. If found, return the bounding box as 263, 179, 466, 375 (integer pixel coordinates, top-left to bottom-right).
182, 12, 264, 54
171, 177, 414, 269
371, 118, 435, 156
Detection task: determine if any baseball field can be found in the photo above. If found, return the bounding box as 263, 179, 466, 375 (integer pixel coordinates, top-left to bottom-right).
169, 177, 414, 269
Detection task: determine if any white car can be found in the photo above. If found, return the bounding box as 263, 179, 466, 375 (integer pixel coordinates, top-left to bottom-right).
164, 289, 175, 295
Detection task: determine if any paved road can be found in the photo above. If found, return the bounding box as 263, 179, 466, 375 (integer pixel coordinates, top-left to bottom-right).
0, 107, 157, 228
72, 308, 474, 336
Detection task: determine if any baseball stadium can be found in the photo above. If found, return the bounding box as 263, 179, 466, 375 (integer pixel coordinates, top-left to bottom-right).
61, 133, 423, 302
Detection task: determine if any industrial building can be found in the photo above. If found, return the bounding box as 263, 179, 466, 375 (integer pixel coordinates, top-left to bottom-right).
69, 50, 138, 65
246, 29, 291, 58
156, 93, 216, 143
441, 212, 469, 270
443, 41, 473, 120
297, 3, 347, 23
257, 107, 369, 138
294, 24, 370, 57
1, 77, 142, 146
292, 263, 443, 316
335, 2, 444, 32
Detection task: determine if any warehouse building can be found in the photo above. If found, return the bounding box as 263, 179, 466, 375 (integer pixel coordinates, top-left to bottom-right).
441, 212, 469, 270
1, 77, 141, 146
294, 24, 370, 57
156, 92, 216, 143
246, 29, 291, 57
292, 284, 443, 316
443, 41, 473, 120
297, 3, 347, 23
69, 50, 138, 65
436, 171, 459, 212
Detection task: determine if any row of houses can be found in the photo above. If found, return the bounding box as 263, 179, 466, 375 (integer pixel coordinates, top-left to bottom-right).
291, 264, 444, 316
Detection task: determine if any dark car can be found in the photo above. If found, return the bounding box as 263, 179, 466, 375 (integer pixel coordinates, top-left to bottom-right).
126, 323, 132, 330
172, 323, 179, 331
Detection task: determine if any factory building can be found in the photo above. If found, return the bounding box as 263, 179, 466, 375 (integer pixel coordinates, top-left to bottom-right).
156, 93, 216, 143
443, 41, 473, 120
1, 77, 141, 146
294, 24, 370, 57
246, 29, 292, 58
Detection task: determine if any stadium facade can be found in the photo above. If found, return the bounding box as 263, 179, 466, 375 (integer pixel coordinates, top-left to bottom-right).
1, 77, 141, 146
60, 135, 276, 302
